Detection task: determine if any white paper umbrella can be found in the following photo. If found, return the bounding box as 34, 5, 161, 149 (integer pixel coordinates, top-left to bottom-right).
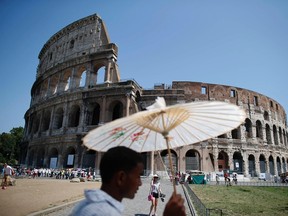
83, 97, 246, 192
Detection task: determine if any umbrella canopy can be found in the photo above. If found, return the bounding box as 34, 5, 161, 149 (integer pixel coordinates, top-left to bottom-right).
83, 97, 246, 153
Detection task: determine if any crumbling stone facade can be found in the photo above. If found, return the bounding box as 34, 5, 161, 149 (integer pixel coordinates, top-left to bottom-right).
20, 14, 288, 178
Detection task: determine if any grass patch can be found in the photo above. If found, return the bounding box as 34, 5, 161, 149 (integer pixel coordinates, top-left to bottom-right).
190, 185, 288, 216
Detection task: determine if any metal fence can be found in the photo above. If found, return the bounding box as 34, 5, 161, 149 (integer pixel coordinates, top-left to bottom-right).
183, 182, 223, 216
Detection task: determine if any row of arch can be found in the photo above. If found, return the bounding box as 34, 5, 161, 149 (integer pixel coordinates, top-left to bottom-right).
33, 65, 106, 104
244, 118, 287, 146
26, 144, 288, 177
26, 100, 124, 136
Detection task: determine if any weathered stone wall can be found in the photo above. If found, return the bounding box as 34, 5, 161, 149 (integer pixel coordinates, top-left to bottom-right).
21, 14, 288, 179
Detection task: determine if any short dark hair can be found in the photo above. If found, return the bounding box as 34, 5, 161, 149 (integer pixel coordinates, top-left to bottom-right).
100, 146, 144, 183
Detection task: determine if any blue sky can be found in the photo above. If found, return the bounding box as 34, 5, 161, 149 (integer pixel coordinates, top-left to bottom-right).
0, 0, 287, 133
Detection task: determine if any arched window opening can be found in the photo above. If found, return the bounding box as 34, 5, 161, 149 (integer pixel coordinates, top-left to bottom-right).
279, 127, 283, 144
80, 70, 87, 87
245, 118, 253, 138
265, 124, 272, 144
41, 110, 51, 132
92, 105, 100, 125
36, 148, 45, 168
269, 156, 275, 175
273, 125, 278, 145
50, 75, 59, 95
112, 102, 123, 120
283, 130, 287, 146
248, 155, 256, 177
231, 127, 241, 139
64, 77, 70, 91
32, 115, 40, 134
82, 150, 96, 169
276, 157, 281, 175
282, 157, 286, 173
49, 148, 58, 169
53, 108, 64, 129
96, 66, 105, 84
264, 111, 269, 121
161, 149, 177, 173
41, 80, 49, 98
233, 152, 243, 173
70, 39, 75, 49
185, 150, 200, 171
68, 105, 80, 127
217, 151, 229, 171
256, 120, 263, 139
65, 147, 76, 168
259, 154, 266, 173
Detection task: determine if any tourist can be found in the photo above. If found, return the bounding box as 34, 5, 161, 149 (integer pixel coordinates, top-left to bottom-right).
70, 146, 186, 216
148, 174, 162, 216
2, 163, 14, 189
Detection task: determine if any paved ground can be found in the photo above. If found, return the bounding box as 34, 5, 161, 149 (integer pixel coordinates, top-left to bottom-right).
38, 177, 192, 216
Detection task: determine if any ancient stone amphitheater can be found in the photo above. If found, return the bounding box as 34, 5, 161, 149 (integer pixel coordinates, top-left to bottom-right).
20, 14, 288, 180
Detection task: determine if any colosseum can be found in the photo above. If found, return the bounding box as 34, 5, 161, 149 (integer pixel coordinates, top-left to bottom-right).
20, 14, 288, 180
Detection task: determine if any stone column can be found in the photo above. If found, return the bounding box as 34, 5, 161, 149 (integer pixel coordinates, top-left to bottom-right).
242, 151, 249, 176
100, 96, 106, 123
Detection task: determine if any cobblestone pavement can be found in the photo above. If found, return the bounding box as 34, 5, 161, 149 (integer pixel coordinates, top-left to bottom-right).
36, 177, 191, 216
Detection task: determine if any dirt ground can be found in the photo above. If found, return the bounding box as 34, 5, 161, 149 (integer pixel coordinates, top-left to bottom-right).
0, 177, 101, 216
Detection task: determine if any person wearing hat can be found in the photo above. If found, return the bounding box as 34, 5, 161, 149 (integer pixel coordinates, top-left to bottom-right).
148, 174, 162, 216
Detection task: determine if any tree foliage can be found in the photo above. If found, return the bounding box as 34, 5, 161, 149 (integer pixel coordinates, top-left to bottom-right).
0, 127, 24, 165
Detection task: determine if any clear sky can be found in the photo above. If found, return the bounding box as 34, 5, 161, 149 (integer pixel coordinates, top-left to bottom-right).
0, 0, 287, 133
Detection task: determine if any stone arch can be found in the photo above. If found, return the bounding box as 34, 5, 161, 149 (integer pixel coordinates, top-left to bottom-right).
82, 149, 96, 168
49, 74, 59, 95
97, 66, 105, 84
279, 127, 283, 144
49, 148, 59, 169
273, 125, 278, 145
264, 111, 269, 121
36, 148, 45, 168
64, 146, 76, 168
276, 156, 281, 175
41, 79, 49, 98
269, 155, 275, 175
282, 157, 287, 172
283, 129, 287, 146
161, 149, 178, 173
185, 149, 200, 171
68, 104, 81, 127
53, 107, 64, 129
41, 109, 51, 132
87, 102, 101, 126
75, 66, 87, 88
231, 126, 241, 139
259, 154, 266, 173
32, 113, 41, 134
256, 120, 263, 139
245, 118, 253, 138
265, 124, 272, 144
91, 63, 106, 86
217, 151, 229, 171
62, 70, 71, 91
233, 151, 243, 173
248, 154, 256, 177
107, 100, 124, 121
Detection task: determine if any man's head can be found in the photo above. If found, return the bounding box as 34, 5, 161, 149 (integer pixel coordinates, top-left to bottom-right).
100, 146, 144, 200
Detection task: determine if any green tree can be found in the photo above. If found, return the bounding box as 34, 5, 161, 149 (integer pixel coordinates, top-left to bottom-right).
0, 127, 23, 165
